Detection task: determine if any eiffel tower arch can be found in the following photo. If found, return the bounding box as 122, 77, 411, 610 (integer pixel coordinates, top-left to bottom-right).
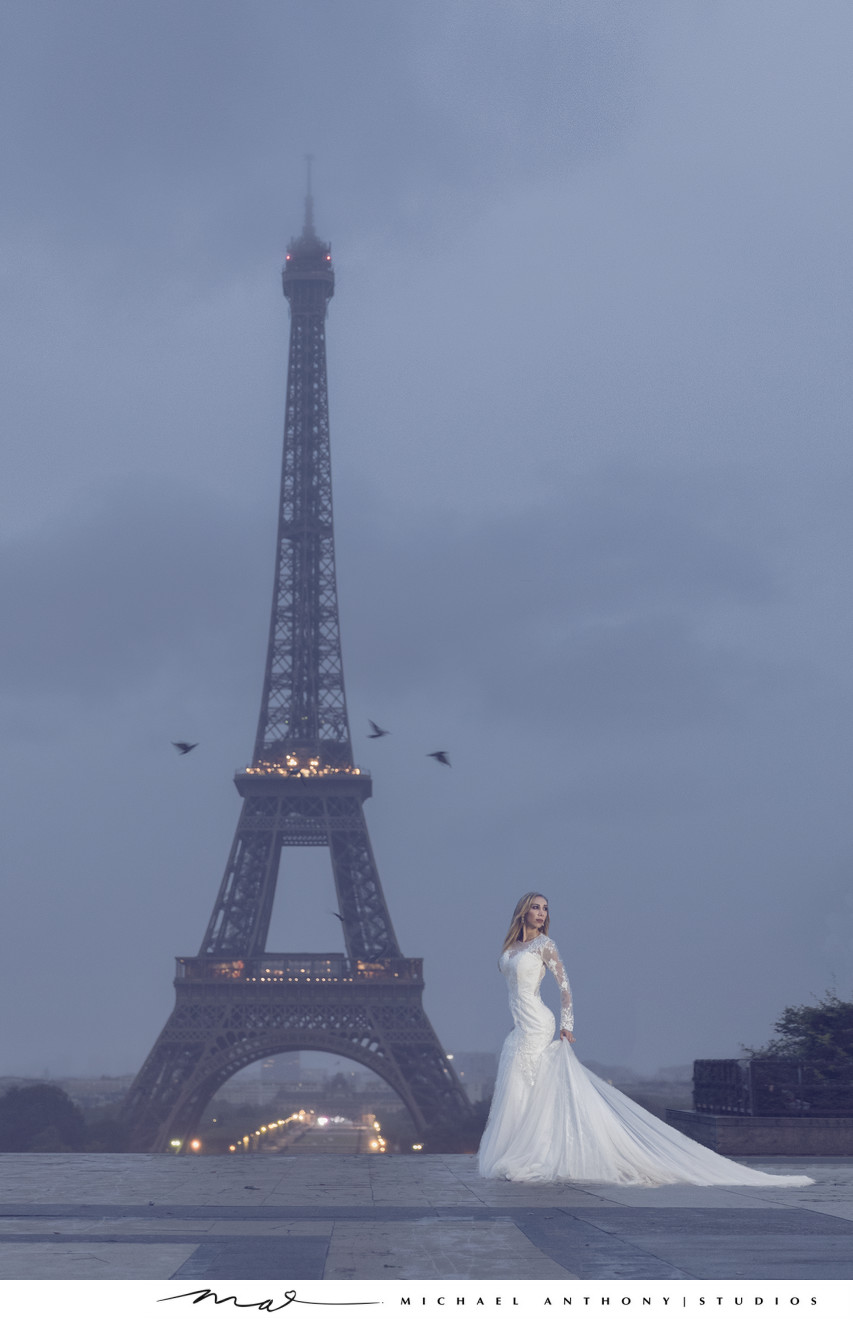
122, 178, 472, 1153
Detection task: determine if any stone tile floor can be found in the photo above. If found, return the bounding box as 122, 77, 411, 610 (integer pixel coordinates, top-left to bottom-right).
0, 1153, 851, 1281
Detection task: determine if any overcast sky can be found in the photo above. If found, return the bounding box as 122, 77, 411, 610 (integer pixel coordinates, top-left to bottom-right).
2, 0, 852, 1083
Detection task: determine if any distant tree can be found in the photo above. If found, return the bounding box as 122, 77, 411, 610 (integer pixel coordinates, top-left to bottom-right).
29, 1125, 66, 1152
745, 991, 853, 1077
419, 1099, 491, 1155
83, 1106, 131, 1153
0, 1084, 86, 1152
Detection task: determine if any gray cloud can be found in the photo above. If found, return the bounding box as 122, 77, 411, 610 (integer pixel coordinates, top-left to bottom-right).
0, 479, 266, 700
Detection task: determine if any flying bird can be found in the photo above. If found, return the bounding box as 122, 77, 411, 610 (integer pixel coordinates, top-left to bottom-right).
172, 742, 198, 755
427, 751, 451, 767
367, 720, 390, 738
330, 911, 344, 922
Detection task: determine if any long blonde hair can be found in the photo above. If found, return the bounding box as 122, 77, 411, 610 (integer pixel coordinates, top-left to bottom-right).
501, 891, 549, 954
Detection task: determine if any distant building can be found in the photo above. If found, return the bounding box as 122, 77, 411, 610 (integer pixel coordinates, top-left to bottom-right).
260, 1054, 301, 1084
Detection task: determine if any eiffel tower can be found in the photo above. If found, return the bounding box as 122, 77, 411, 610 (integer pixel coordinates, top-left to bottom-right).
123, 178, 473, 1153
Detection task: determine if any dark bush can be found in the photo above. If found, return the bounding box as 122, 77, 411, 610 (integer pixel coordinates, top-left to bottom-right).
419, 1099, 491, 1155
84, 1107, 132, 1152
0, 1084, 86, 1152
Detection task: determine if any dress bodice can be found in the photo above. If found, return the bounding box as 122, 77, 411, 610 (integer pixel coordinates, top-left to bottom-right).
500, 933, 574, 1035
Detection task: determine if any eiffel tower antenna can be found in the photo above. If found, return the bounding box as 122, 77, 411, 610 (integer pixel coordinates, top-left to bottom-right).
122, 177, 472, 1153
303, 153, 315, 237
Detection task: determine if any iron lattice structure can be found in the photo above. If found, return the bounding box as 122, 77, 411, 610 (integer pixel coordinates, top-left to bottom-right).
123, 189, 472, 1153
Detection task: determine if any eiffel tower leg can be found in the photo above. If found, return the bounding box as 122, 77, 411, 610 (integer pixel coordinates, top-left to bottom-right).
201, 809, 281, 956
366, 1005, 474, 1134
328, 805, 400, 960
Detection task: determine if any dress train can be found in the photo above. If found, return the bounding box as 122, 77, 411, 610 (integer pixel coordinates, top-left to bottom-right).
477, 934, 813, 1188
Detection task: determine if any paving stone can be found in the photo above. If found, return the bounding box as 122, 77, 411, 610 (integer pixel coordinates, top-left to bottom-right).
574, 1207, 853, 1237
624, 1236, 853, 1281
0, 1217, 333, 1237
325, 1219, 575, 1281
171, 1234, 329, 1280
0, 1242, 194, 1280
513, 1209, 691, 1280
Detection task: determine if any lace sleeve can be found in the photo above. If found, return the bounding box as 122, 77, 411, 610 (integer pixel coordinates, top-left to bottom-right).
541, 937, 573, 1032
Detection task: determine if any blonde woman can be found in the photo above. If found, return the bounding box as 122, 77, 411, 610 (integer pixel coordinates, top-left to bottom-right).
477, 893, 812, 1187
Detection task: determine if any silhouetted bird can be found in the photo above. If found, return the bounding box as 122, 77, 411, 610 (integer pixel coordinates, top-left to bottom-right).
172, 742, 198, 755
427, 751, 451, 767
367, 720, 390, 738
330, 911, 344, 922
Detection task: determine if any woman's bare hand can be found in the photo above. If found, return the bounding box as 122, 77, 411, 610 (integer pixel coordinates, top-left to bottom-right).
560, 1030, 575, 1043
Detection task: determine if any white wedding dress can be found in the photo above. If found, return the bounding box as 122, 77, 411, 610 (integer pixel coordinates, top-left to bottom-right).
477, 934, 813, 1187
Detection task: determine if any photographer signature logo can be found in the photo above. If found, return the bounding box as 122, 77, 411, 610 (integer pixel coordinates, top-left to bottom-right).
159, 1287, 380, 1311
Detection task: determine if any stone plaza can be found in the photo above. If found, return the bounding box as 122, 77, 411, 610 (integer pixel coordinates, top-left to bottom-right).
0, 1151, 851, 1282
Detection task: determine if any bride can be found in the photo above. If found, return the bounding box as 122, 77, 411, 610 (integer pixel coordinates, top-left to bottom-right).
477, 892, 813, 1186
